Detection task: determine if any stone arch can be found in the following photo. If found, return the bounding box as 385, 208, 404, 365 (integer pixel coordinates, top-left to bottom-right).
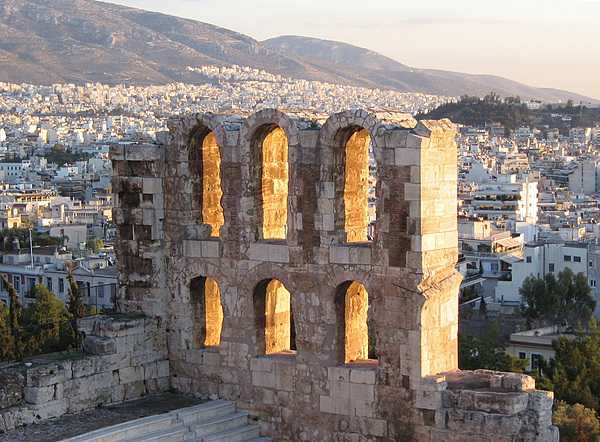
335, 280, 377, 364
190, 275, 224, 347
241, 109, 300, 242
186, 117, 226, 237
319, 110, 383, 244
253, 278, 296, 355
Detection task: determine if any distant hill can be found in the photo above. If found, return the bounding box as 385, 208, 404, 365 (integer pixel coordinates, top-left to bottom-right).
264, 36, 598, 104
418, 95, 600, 132
0, 0, 597, 103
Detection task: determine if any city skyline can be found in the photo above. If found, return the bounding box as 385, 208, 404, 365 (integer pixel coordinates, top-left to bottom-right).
111, 0, 600, 100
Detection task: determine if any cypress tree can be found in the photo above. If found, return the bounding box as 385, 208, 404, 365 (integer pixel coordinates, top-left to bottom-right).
66, 272, 85, 348
1, 275, 22, 360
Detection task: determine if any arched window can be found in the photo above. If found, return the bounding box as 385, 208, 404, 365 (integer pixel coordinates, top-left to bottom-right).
265, 279, 294, 354
253, 279, 295, 355
340, 281, 376, 363
190, 276, 223, 347
343, 128, 375, 243
261, 127, 288, 240
189, 129, 224, 237
201, 132, 224, 237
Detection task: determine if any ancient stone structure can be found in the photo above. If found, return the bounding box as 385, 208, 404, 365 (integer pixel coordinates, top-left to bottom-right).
0, 315, 168, 433
111, 109, 558, 441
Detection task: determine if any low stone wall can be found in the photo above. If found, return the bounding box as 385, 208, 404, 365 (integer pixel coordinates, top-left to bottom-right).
416, 370, 558, 441
0, 315, 169, 433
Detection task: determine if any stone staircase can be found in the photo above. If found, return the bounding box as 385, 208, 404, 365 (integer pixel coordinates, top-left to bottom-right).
61, 400, 270, 442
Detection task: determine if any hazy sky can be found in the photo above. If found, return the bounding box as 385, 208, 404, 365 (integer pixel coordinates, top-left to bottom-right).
111, 0, 600, 99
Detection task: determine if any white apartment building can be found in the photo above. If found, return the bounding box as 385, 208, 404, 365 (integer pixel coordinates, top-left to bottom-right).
495, 241, 590, 304
470, 177, 538, 224
570, 127, 592, 145
588, 245, 600, 316
0, 246, 117, 309
593, 127, 600, 146
506, 326, 574, 371
0, 162, 30, 180
568, 160, 600, 195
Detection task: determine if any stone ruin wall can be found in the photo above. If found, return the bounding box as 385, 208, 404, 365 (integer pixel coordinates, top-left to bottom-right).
0, 315, 169, 433
111, 109, 558, 441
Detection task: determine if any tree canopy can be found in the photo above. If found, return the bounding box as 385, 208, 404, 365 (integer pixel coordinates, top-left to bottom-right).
553, 401, 600, 442
418, 93, 600, 133
545, 322, 600, 412
0, 228, 61, 252
0, 278, 78, 362
23, 284, 73, 355
459, 320, 527, 372
520, 269, 595, 328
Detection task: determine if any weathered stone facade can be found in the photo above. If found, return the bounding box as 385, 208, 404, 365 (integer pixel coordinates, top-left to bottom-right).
111, 109, 558, 441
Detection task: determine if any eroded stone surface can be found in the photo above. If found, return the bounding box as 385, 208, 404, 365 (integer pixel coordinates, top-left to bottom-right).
110, 109, 558, 441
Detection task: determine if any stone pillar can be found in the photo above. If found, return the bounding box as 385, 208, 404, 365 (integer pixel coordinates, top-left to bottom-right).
111, 143, 166, 318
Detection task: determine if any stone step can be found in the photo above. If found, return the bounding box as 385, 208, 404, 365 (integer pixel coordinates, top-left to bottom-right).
177, 400, 235, 426
201, 424, 261, 442
128, 425, 188, 442
60, 400, 271, 442
192, 411, 249, 438
61, 414, 177, 442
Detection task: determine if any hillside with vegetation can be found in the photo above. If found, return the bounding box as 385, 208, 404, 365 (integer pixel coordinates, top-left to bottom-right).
418, 93, 600, 133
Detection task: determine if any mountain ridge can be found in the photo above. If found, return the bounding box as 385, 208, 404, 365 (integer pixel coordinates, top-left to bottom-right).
0, 0, 596, 103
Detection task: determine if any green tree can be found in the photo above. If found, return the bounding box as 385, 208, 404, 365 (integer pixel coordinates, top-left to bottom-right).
459, 321, 527, 372
0, 228, 60, 252
548, 322, 600, 411
553, 401, 600, 442
86, 239, 104, 253
66, 273, 85, 348
520, 269, 595, 328
2, 275, 23, 360
67, 273, 85, 320
24, 285, 72, 354
0, 302, 14, 361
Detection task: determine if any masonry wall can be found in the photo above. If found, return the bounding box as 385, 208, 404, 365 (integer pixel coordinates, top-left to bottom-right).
0, 315, 169, 433
113, 109, 557, 441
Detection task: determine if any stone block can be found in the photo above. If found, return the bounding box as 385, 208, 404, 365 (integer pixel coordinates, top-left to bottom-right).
142, 177, 162, 194
143, 361, 158, 380
119, 366, 144, 384
201, 240, 221, 258
328, 366, 351, 383
30, 399, 68, 420
329, 246, 350, 264
501, 373, 536, 392
123, 381, 146, 400
251, 357, 274, 373
157, 360, 170, 378
359, 418, 387, 437
456, 390, 529, 415
26, 364, 68, 387
252, 370, 275, 389
83, 336, 117, 355
248, 243, 289, 263
395, 148, 420, 166
24, 386, 55, 405
350, 368, 376, 385
415, 390, 442, 410
321, 182, 335, 199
